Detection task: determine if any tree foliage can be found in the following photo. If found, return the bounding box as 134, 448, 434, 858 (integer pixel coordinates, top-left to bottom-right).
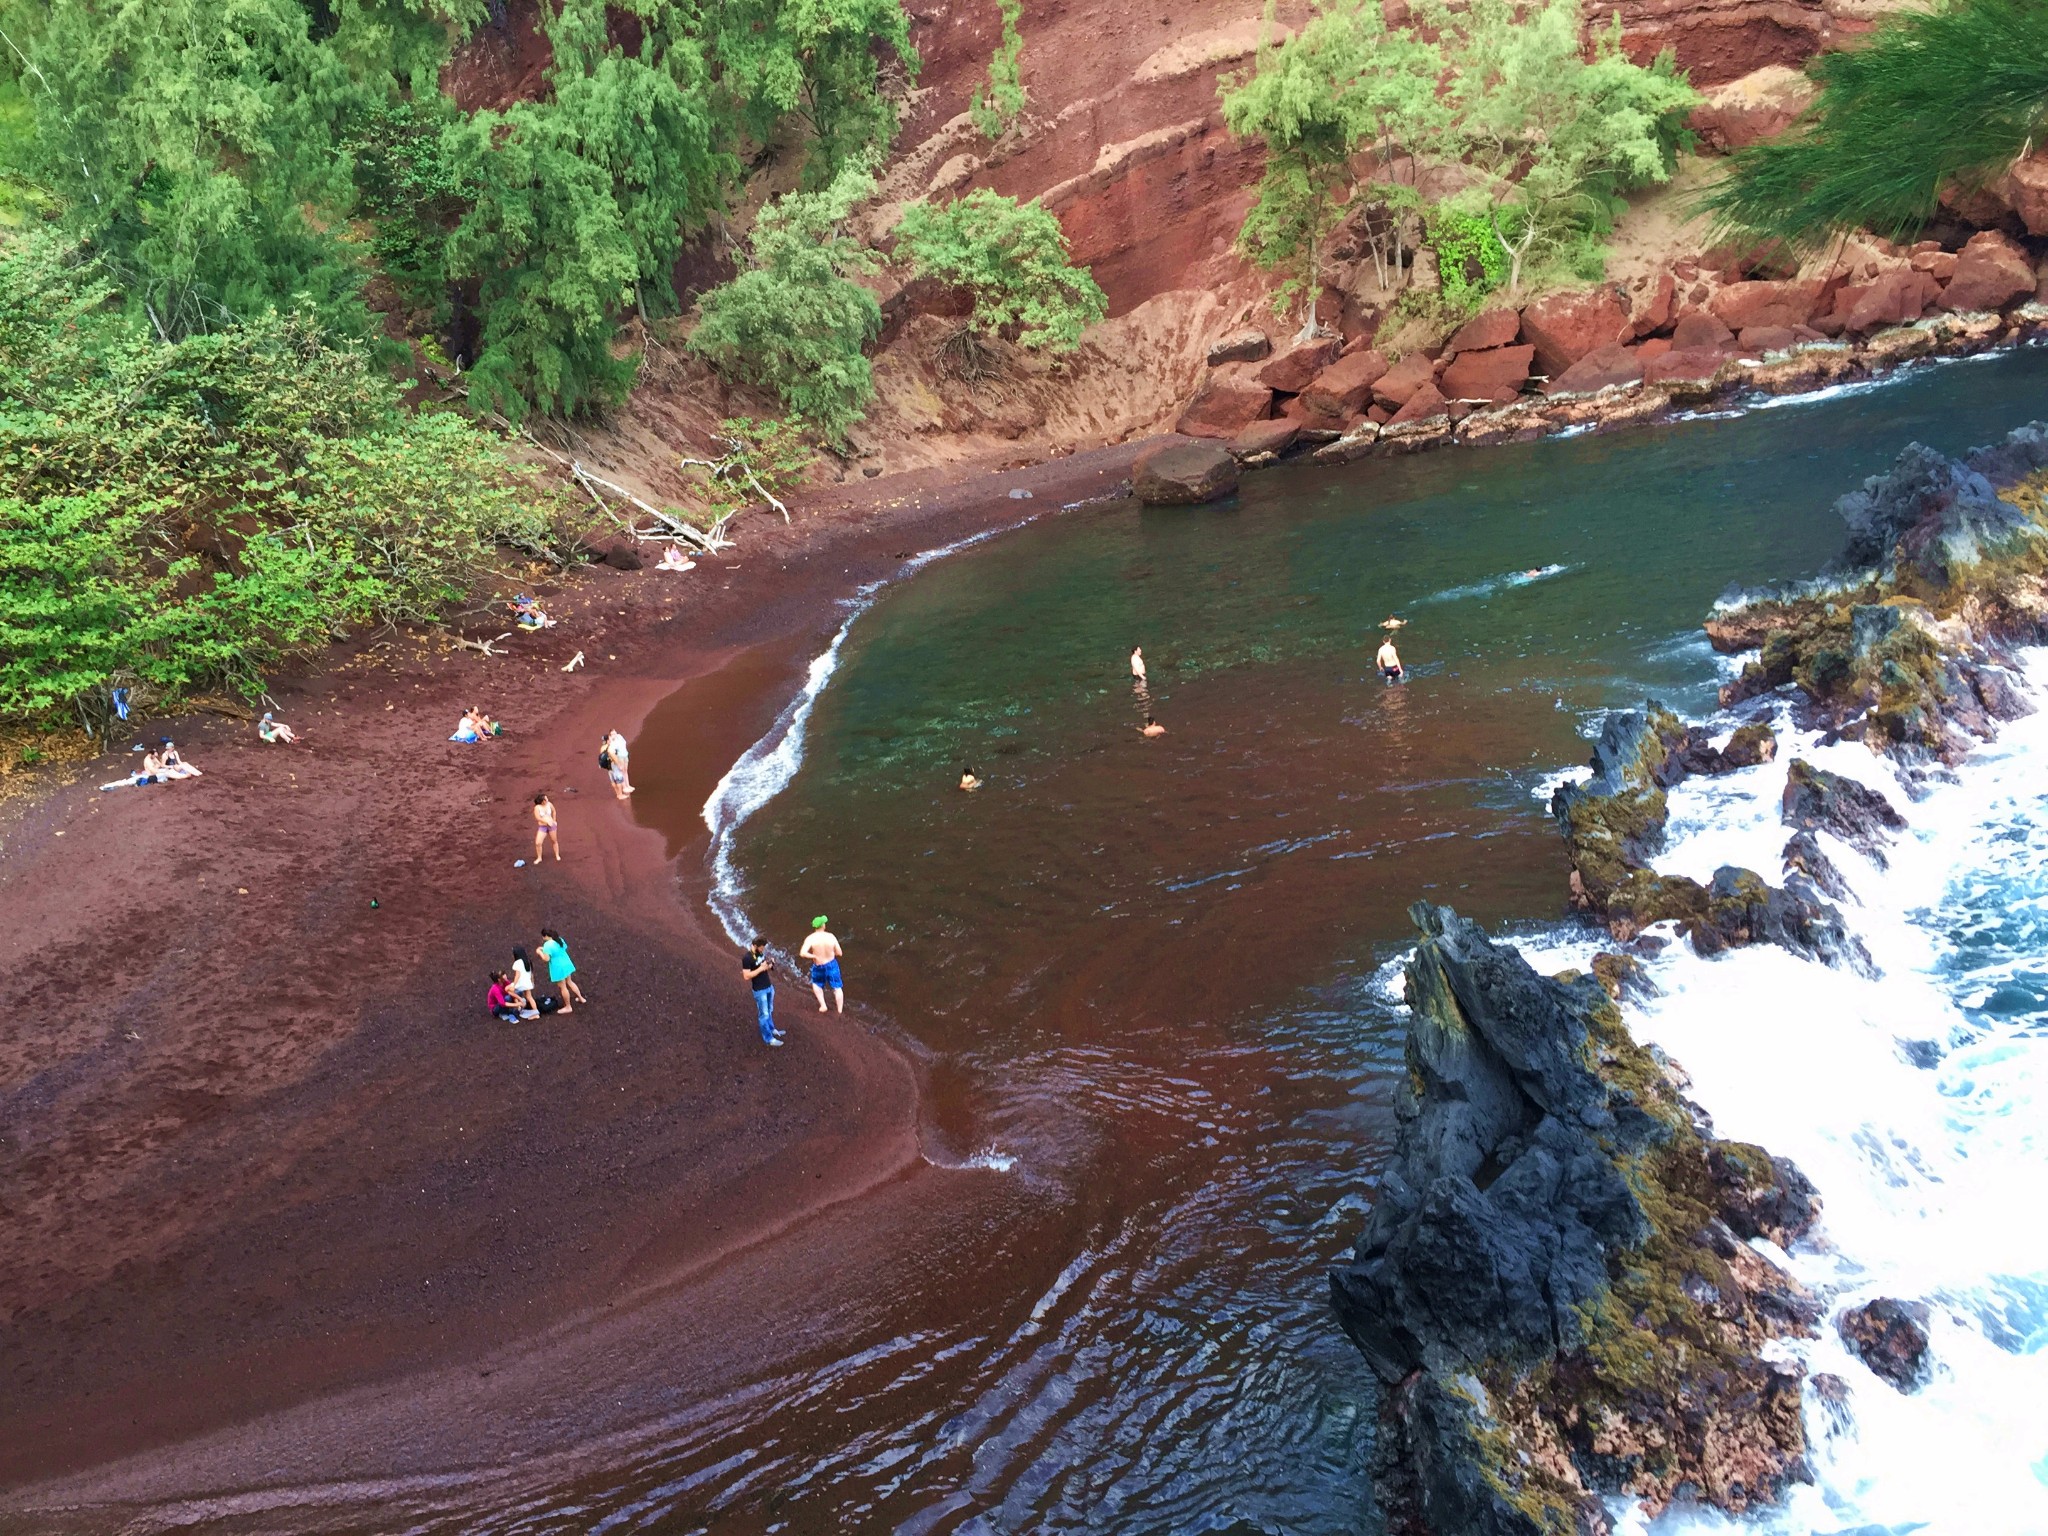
0, 232, 569, 723
1704, 0, 2048, 249
970, 0, 1026, 141
687, 163, 883, 436
895, 189, 1105, 351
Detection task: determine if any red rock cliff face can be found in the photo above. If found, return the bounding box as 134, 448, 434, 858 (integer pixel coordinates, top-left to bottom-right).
1606, 0, 1875, 87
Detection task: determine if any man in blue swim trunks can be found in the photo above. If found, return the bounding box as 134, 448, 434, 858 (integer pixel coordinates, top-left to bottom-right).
799, 915, 845, 1014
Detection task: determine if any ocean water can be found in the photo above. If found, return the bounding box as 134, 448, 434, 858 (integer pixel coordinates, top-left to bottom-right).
605, 344, 2048, 1535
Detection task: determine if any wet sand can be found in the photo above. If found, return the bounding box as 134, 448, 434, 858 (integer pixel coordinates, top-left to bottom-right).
0, 443, 1149, 1525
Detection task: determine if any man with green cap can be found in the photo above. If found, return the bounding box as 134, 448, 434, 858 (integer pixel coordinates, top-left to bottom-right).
798, 915, 845, 1014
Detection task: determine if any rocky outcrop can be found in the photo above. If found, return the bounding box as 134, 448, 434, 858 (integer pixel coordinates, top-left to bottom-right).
1714, 423, 2048, 766
1206, 328, 1271, 366
1131, 437, 1238, 504
1780, 759, 1904, 865
1335, 905, 1820, 1535
1688, 64, 1817, 153
1174, 370, 1272, 438
1940, 232, 2037, 313
1838, 1298, 1933, 1392
1520, 286, 1631, 378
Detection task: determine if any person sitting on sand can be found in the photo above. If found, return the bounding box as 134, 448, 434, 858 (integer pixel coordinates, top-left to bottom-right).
156, 739, 202, 779
532, 792, 560, 863
257, 712, 299, 744
511, 595, 554, 630
508, 947, 542, 1018
539, 927, 586, 1012
656, 543, 696, 572
452, 707, 500, 744
1376, 638, 1404, 682
100, 750, 165, 791
959, 765, 982, 792
1139, 715, 1165, 737
487, 972, 521, 1023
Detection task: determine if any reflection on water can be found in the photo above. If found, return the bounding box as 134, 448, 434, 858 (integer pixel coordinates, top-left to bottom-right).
577, 345, 2048, 1535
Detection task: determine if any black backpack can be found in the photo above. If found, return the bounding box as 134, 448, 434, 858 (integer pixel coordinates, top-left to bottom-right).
597, 747, 612, 770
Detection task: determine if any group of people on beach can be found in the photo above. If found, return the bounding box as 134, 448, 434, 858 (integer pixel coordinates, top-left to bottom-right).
740, 919, 846, 1046
485, 931, 585, 1020
99, 738, 204, 790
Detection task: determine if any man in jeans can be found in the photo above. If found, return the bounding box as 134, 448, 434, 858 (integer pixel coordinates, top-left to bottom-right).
742, 938, 784, 1047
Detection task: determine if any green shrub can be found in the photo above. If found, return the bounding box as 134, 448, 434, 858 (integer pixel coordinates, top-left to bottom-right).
688, 166, 883, 438
970, 0, 1027, 140
895, 189, 1105, 352
1429, 210, 1510, 310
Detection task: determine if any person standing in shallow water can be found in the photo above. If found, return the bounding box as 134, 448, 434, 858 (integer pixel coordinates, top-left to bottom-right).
1130, 645, 1147, 685
1376, 636, 1404, 682
742, 937, 783, 1046
799, 916, 844, 1014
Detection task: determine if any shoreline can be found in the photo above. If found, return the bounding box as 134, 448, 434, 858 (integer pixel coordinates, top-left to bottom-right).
3, 326, 2039, 1521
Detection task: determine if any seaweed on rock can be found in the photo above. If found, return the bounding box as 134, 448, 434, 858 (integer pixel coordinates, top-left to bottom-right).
1334, 905, 1820, 1536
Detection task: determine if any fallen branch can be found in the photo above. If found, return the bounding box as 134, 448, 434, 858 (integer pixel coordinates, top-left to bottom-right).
458, 631, 515, 658
569, 460, 731, 554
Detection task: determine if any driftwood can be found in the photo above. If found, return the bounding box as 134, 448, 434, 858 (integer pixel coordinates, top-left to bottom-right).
568, 460, 733, 554
458, 631, 514, 658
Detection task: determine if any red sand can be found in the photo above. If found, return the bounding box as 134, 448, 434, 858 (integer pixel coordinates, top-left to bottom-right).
0, 443, 1148, 1520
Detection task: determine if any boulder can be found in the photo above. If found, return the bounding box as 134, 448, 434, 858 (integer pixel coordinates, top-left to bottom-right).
1841, 268, 1942, 333
1839, 1298, 1932, 1392
1940, 230, 2036, 312
1387, 380, 1448, 426
1737, 324, 1798, 354
1909, 249, 1959, 282
1672, 310, 1735, 350
1997, 147, 2048, 237
1643, 346, 1729, 389
1299, 349, 1390, 423
1443, 306, 1521, 354
1256, 337, 1341, 392
1371, 350, 1436, 410
600, 538, 644, 571
1710, 279, 1821, 332
1174, 372, 1273, 438
1546, 341, 1644, 395
1688, 65, 1817, 154
1518, 285, 1631, 378
1781, 758, 1906, 865
1205, 327, 1271, 365
1132, 438, 1240, 505
1227, 417, 1300, 460
1637, 336, 1673, 361
1630, 271, 1677, 337
1439, 343, 1533, 404
1781, 829, 1850, 901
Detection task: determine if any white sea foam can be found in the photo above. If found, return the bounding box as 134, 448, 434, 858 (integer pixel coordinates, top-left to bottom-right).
1414, 562, 1575, 608
701, 521, 1031, 943
1546, 650, 2048, 1534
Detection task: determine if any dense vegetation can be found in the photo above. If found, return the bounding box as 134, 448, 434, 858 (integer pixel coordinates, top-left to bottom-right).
1221, 0, 1696, 325
0, 233, 563, 728
1706, 0, 2048, 247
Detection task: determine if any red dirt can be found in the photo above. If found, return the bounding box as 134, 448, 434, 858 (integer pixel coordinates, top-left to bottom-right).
0, 443, 1151, 1516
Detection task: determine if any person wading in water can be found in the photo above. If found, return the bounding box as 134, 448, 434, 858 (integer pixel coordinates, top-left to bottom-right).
799, 917, 844, 1014
1376, 636, 1405, 682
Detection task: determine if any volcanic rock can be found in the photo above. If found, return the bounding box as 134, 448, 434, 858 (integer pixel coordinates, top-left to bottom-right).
1780, 830, 1850, 901
1999, 148, 2048, 237
1206, 327, 1272, 365
1643, 345, 1729, 391
1838, 1298, 1933, 1392
1711, 279, 1820, 332
1520, 285, 1631, 378
1630, 271, 1678, 337
1227, 417, 1300, 460
1672, 310, 1735, 350
1439, 343, 1533, 404
1299, 349, 1390, 423
1737, 324, 1797, 354
1388, 381, 1449, 426
1132, 438, 1239, 505
1688, 65, 1817, 153
1371, 350, 1436, 410
1841, 268, 1942, 333
1443, 306, 1521, 354
1939, 230, 2036, 313
1677, 720, 1777, 774
1781, 759, 1905, 864
1335, 905, 1820, 1532
600, 538, 645, 571
1174, 371, 1272, 438
1547, 342, 1643, 395
1256, 337, 1341, 392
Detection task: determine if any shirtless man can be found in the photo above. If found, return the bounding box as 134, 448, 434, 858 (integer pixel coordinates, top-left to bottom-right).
1139, 714, 1166, 737
1376, 637, 1404, 682
799, 916, 844, 1014
1130, 645, 1147, 685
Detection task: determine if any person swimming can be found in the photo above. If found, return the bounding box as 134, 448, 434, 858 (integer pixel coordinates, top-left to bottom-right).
959, 765, 982, 791
1380, 614, 1406, 631
1376, 637, 1404, 681
1139, 715, 1165, 737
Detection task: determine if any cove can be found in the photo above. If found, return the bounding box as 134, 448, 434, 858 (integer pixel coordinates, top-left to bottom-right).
612, 345, 2048, 1534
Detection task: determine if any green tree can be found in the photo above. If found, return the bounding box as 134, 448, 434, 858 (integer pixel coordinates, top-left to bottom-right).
970, 0, 1025, 141
1438, 0, 1696, 294
687, 163, 883, 437
1220, 0, 1444, 331
1704, 0, 2048, 249
895, 189, 1105, 352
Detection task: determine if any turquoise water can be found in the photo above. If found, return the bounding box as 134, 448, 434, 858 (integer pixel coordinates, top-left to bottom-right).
581, 346, 2048, 1535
